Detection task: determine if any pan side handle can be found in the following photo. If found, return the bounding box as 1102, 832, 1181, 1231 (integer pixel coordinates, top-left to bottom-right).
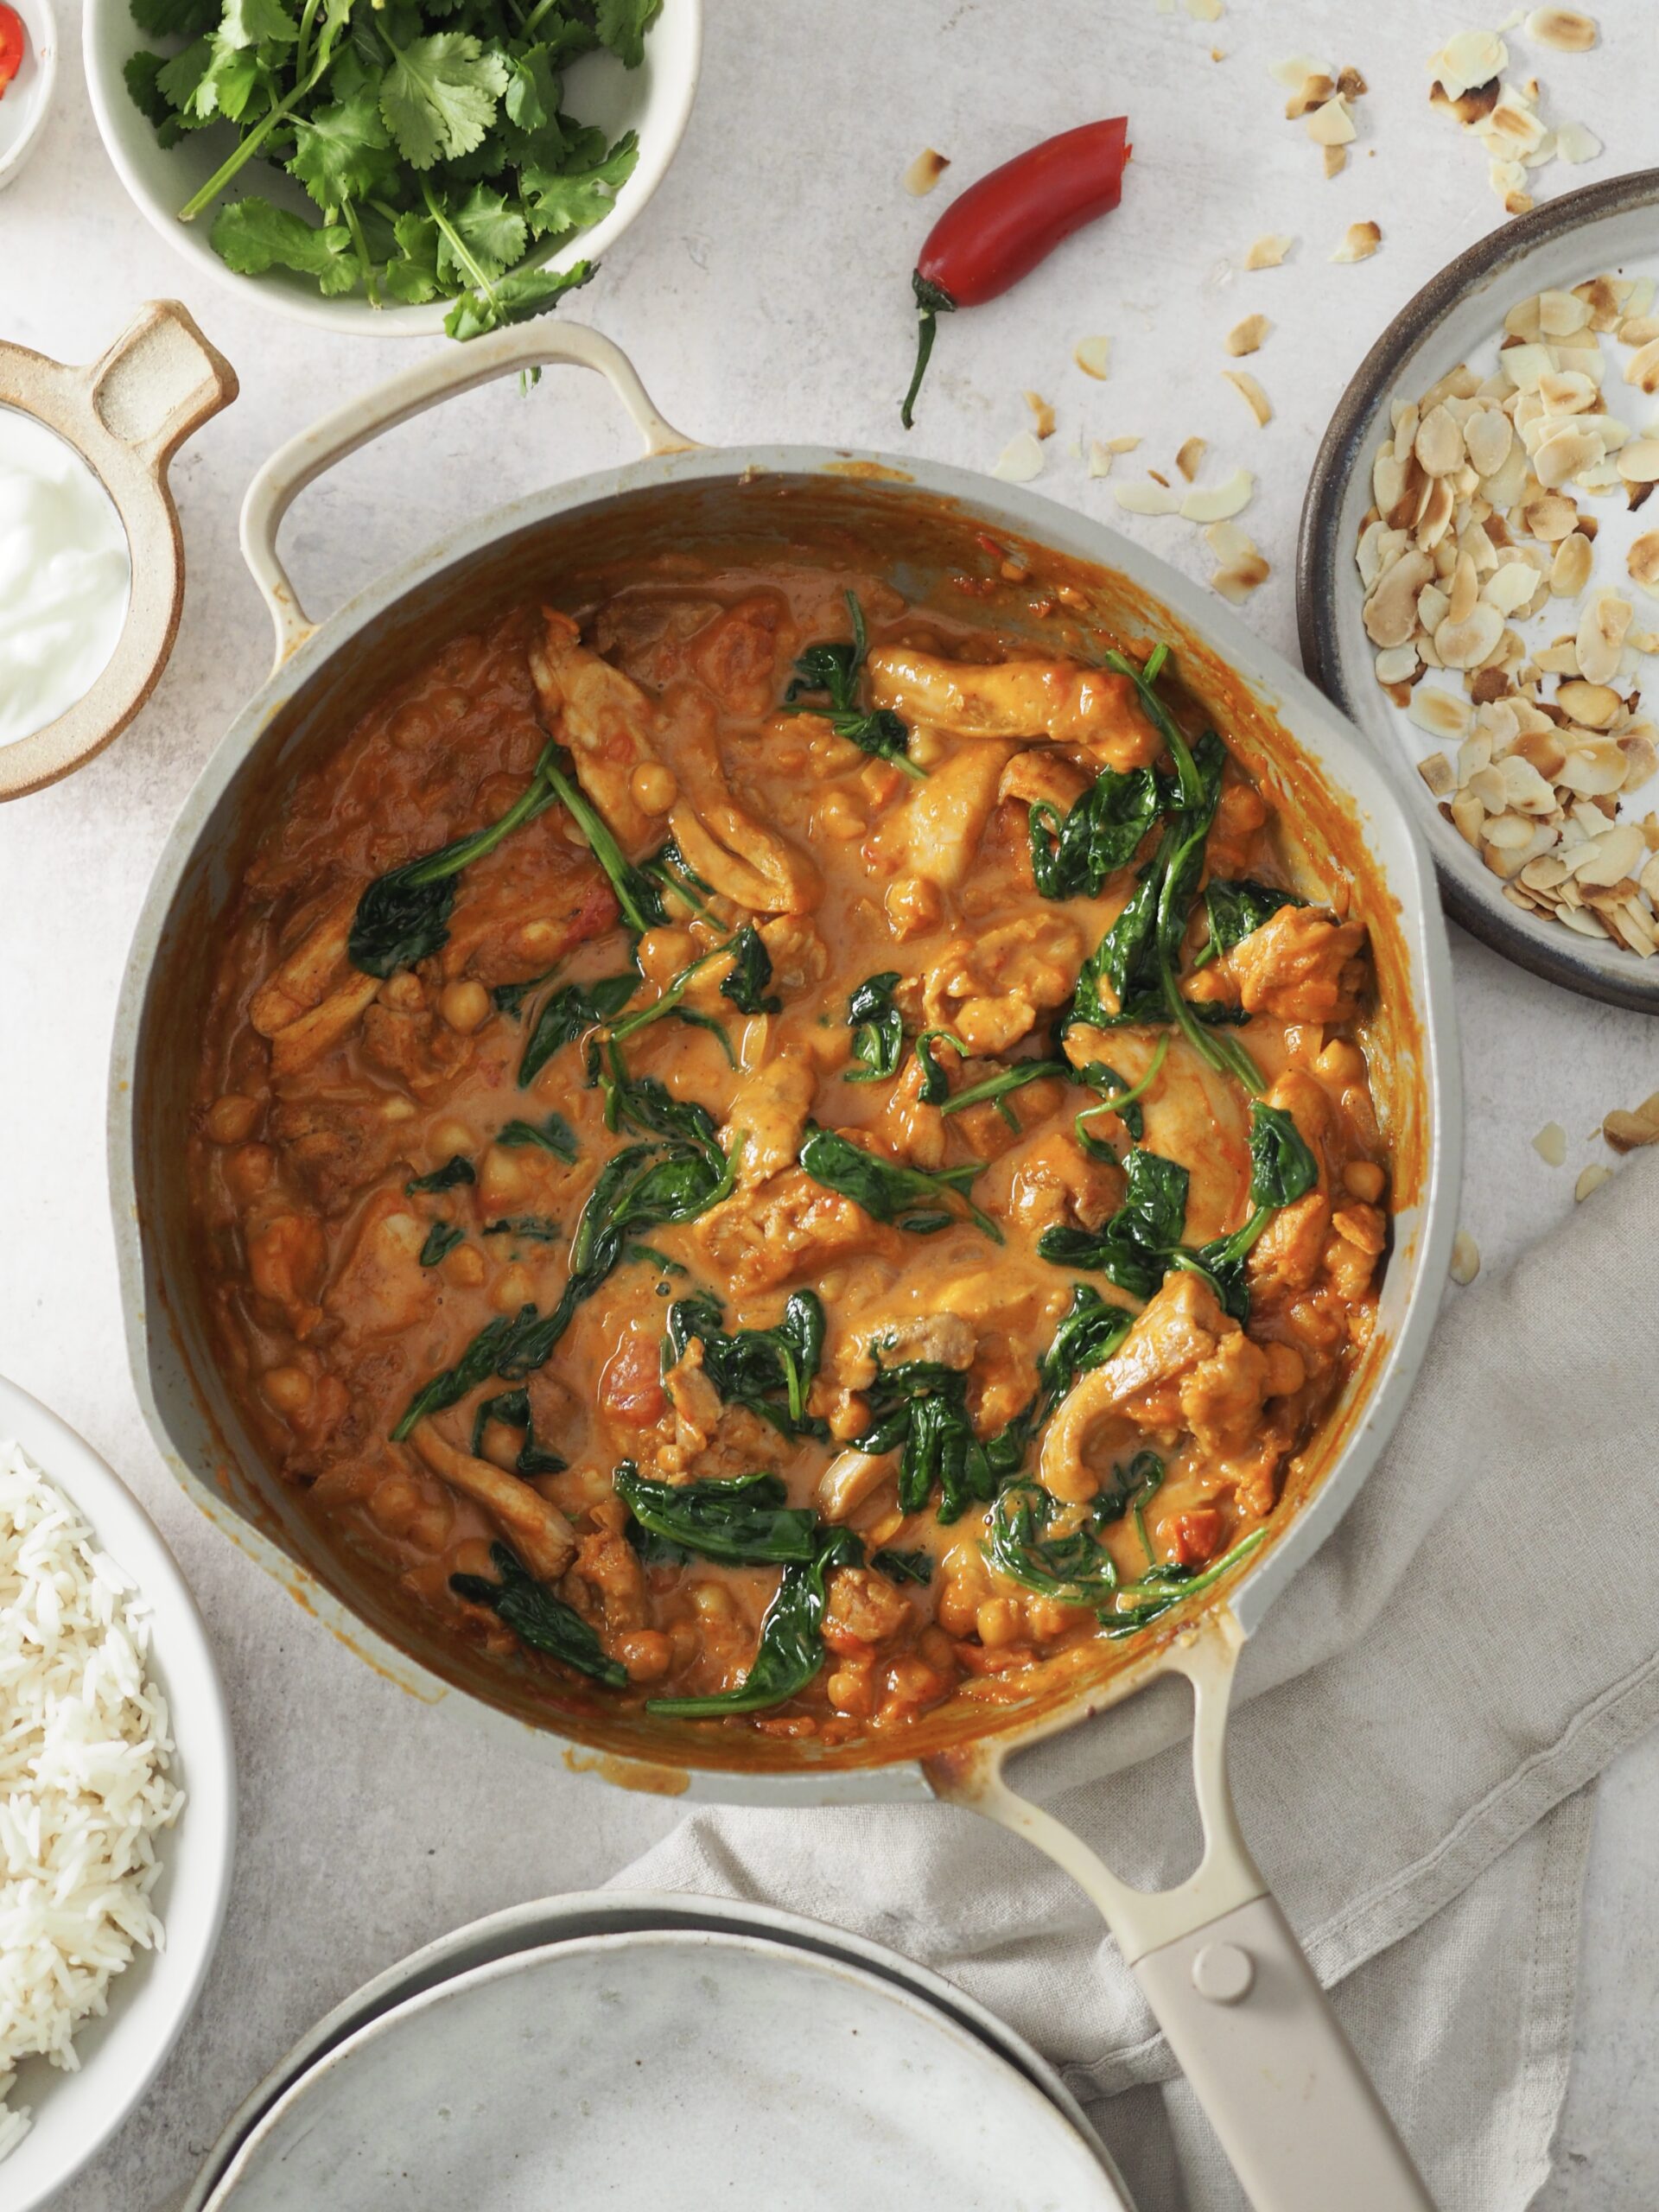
238, 323, 698, 670
955, 1616, 1436, 2212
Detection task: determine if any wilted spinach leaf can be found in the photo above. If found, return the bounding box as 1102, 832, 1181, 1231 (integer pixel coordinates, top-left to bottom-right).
450, 1542, 625, 1686
615, 1463, 818, 1566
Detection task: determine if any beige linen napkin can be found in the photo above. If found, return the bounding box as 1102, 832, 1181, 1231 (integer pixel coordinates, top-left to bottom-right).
616, 1149, 1659, 2210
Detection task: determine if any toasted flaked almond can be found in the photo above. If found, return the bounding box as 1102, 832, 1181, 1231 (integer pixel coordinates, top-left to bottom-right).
1113, 477, 1182, 515
1537, 287, 1592, 339
1449, 1229, 1481, 1285
1024, 391, 1057, 440
1086, 439, 1117, 479
1323, 143, 1348, 178
1451, 787, 1487, 846
1625, 339, 1659, 395
1465, 407, 1514, 476
1500, 341, 1555, 392
1572, 822, 1646, 885
1559, 904, 1611, 937
1620, 731, 1658, 791
1485, 558, 1544, 614
1420, 474, 1457, 548
1576, 592, 1632, 684
1532, 1120, 1568, 1166
1498, 752, 1560, 812
1176, 435, 1207, 482
1222, 369, 1272, 427
1364, 548, 1434, 646
1419, 582, 1452, 633
1604, 1094, 1659, 1150
1331, 219, 1382, 264
1557, 737, 1630, 795
1618, 315, 1659, 349
1436, 602, 1504, 669
1628, 530, 1659, 593
1618, 438, 1659, 484
1408, 687, 1472, 741
1556, 677, 1622, 727
902, 148, 951, 195
1074, 335, 1111, 381
1211, 550, 1271, 602
1520, 490, 1582, 542
1376, 645, 1421, 685
992, 430, 1046, 484
1575, 1161, 1613, 1199
1514, 727, 1567, 779
1244, 232, 1294, 270
1416, 404, 1465, 476
1553, 119, 1602, 164
1269, 53, 1321, 87
1226, 314, 1270, 356
1285, 68, 1336, 118
1524, 8, 1597, 51
1447, 550, 1480, 624
1533, 422, 1606, 487
1337, 62, 1368, 98
1549, 531, 1594, 595
1179, 467, 1254, 522
1431, 29, 1507, 101
1307, 93, 1357, 145
1536, 366, 1599, 414
1417, 750, 1457, 797
1185, 0, 1223, 19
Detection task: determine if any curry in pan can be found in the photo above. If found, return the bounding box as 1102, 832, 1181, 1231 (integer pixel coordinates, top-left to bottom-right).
189, 554, 1389, 1749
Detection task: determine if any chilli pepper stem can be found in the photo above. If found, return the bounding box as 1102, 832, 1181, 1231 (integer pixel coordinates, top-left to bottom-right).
900, 275, 957, 431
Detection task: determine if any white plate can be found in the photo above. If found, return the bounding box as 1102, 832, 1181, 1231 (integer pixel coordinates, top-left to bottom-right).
82, 0, 702, 336
0, 1373, 236, 2212
1299, 167, 1659, 1013
182, 1891, 1132, 2209
204, 1929, 1125, 2212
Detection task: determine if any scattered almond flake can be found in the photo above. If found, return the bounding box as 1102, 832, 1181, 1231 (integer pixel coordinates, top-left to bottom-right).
1628, 530, 1659, 594
1575, 1160, 1613, 1199
1207, 523, 1270, 603
1449, 1229, 1481, 1285
1618, 439, 1659, 484
1323, 144, 1348, 178
1532, 1119, 1568, 1166
1306, 94, 1356, 146
1418, 751, 1457, 797
1268, 54, 1319, 87
1428, 29, 1508, 104
1244, 233, 1294, 270
1024, 391, 1057, 440
1176, 435, 1207, 482
992, 430, 1045, 484
1222, 369, 1272, 426
1226, 313, 1270, 356
1554, 120, 1601, 162
1086, 439, 1116, 480
1603, 1090, 1659, 1150
1113, 479, 1183, 516
1524, 7, 1596, 51
1179, 467, 1253, 523
1185, 0, 1223, 19
1073, 335, 1111, 381
902, 148, 950, 196
1332, 220, 1382, 264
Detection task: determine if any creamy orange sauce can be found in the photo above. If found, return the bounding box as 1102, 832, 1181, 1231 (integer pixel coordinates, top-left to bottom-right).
189, 558, 1389, 1753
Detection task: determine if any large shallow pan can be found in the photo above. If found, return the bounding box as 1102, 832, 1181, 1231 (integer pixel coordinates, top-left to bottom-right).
112, 325, 1461, 2211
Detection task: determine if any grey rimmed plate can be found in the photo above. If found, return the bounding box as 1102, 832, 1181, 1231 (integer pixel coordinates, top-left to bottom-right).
1298, 167, 1659, 1014
181, 1892, 1134, 2212
200, 1927, 1128, 2212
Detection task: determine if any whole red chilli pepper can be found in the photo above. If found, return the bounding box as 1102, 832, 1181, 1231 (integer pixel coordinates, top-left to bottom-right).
900, 117, 1132, 428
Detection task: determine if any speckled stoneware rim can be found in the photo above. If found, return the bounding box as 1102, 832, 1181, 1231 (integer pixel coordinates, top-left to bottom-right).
1297, 164, 1659, 1016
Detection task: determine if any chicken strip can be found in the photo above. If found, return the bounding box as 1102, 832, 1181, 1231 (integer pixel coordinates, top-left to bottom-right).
868, 646, 1160, 767
410, 1419, 577, 1583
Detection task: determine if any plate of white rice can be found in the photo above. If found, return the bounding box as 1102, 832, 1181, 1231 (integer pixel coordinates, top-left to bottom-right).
0, 1372, 234, 2210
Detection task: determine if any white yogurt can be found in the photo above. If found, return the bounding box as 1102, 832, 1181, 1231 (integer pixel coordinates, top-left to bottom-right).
0, 408, 130, 747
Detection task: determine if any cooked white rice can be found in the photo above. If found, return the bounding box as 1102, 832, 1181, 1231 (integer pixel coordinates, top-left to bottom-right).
0, 1440, 184, 2163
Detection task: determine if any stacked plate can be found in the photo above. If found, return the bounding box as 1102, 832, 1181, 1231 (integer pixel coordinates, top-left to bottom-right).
185, 1892, 1135, 2212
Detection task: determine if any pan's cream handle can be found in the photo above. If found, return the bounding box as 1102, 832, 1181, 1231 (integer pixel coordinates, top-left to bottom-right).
239, 322, 697, 670
952, 1617, 1435, 2212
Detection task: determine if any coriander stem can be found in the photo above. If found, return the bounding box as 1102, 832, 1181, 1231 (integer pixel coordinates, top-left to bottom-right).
422, 177, 497, 302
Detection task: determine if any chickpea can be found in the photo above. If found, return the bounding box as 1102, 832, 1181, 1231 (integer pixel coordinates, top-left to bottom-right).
826, 1663, 875, 1717
690, 1581, 735, 1624
378, 970, 425, 1011
206, 1093, 260, 1145
440, 979, 490, 1034
432, 1118, 474, 1158
1344, 1159, 1386, 1203
262, 1364, 313, 1414
668, 1619, 702, 1670
408, 1500, 455, 1552
430, 685, 470, 726
817, 790, 868, 841
379, 1096, 417, 1124
493, 1263, 536, 1313
614, 1629, 674, 1683
443, 1243, 486, 1288
976, 1598, 1025, 1649
936, 1573, 983, 1638
630, 761, 678, 815
1316, 1039, 1367, 1087
477, 1147, 529, 1209
368, 1474, 423, 1535
907, 728, 945, 770
388, 702, 435, 751
1264, 1341, 1307, 1397
918, 1625, 958, 1675
224, 1143, 276, 1205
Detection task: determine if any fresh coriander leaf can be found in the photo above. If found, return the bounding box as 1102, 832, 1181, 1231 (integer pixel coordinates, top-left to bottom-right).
505, 44, 561, 130
124, 51, 187, 142
219, 0, 297, 48
521, 130, 638, 238
435, 182, 528, 283
211, 199, 358, 296
594, 0, 661, 67
288, 85, 399, 212
130, 0, 219, 35
378, 30, 508, 171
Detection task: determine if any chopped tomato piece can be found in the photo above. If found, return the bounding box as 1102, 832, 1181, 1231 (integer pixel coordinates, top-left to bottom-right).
0, 5, 23, 96
1163, 1510, 1224, 1567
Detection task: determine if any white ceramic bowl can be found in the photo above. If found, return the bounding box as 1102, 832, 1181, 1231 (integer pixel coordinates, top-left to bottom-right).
0, 0, 59, 191
0, 1373, 236, 2212
82, 0, 702, 335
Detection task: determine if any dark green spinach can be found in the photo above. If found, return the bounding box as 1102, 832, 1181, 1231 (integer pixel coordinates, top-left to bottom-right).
1028, 761, 1162, 899
844, 972, 905, 1084
469, 1387, 566, 1477
664, 1290, 829, 1440
419, 1222, 466, 1268
498, 1110, 579, 1162
871, 1547, 934, 1586
406, 1154, 474, 1195
782, 593, 925, 780
1193, 880, 1305, 969
647, 1526, 864, 1718
798, 1123, 1001, 1243
614, 1463, 818, 1566
450, 1542, 624, 1687
1038, 1146, 1191, 1300
518, 971, 637, 1087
